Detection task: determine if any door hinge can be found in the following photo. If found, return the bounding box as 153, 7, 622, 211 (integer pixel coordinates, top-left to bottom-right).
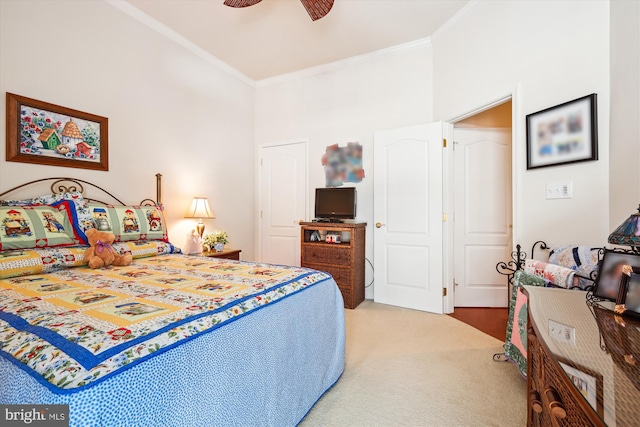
443, 213, 447, 222
443, 288, 447, 297
443, 138, 447, 148
260, 211, 263, 218
260, 159, 263, 166
453, 141, 458, 151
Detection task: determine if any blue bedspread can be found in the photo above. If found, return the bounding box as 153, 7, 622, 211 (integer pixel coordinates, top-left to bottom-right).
0, 258, 346, 426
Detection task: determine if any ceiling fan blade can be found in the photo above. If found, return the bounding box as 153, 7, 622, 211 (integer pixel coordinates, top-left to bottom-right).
300, 0, 334, 21
223, 0, 262, 8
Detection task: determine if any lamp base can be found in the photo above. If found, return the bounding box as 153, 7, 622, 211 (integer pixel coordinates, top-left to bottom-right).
196, 222, 205, 238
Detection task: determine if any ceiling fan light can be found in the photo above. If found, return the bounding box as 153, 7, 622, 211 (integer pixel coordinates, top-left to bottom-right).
223, 0, 262, 8
300, 0, 334, 21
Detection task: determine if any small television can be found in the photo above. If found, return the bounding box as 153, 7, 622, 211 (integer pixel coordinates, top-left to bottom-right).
314, 187, 357, 221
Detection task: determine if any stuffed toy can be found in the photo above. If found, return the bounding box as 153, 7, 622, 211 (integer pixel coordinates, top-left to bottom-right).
84, 228, 133, 269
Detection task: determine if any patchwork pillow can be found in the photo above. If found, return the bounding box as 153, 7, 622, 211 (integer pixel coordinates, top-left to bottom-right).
84, 204, 168, 242
0, 202, 81, 251
0, 191, 92, 245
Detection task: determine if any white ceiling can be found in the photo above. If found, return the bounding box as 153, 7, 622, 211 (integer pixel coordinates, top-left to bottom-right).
125, 0, 469, 81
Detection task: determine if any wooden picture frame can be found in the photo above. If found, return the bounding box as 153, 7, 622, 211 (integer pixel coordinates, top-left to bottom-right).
557, 358, 604, 418
526, 94, 597, 170
615, 266, 640, 319
6, 93, 108, 171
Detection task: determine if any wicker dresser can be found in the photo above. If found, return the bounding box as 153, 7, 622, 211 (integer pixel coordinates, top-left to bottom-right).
524, 286, 640, 427
300, 222, 366, 309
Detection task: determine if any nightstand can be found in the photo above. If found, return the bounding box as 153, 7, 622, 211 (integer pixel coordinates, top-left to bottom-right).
202, 248, 241, 260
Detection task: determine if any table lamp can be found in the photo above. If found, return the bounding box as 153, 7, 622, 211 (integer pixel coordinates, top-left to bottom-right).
185, 197, 215, 237
608, 205, 640, 252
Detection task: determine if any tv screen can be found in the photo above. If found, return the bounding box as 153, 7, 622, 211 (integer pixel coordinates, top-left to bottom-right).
315, 187, 356, 220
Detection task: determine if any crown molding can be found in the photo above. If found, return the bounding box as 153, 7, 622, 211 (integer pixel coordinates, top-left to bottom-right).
430, 0, 479, 41
106, 0, 255, 87
255, 37, 432, 88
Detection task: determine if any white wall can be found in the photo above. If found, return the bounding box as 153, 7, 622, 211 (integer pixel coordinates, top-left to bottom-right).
609, 0, 640, 230
255, 41, 434, 298
432, 0, 611, 253
0, 0, 256, 258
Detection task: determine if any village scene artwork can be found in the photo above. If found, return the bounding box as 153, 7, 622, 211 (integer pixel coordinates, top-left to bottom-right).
19, 105, 101, 163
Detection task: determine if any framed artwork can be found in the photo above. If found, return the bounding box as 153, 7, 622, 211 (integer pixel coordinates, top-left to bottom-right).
6, 93, 108, 171
558, 358, 604, 417
526, 94, 597, 170
593, 249, 640, 301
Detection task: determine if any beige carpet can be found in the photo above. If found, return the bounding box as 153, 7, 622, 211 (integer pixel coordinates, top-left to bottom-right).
301, 300, 526, 427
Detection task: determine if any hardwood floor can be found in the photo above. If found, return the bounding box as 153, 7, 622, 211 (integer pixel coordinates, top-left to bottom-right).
449, 307, 508, 342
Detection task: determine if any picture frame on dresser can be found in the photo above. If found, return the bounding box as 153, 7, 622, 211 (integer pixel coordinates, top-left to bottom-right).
593, 249, 640, 301
614, 265, 640, 319
6, 92, 108, 171
557, 358, 604, 418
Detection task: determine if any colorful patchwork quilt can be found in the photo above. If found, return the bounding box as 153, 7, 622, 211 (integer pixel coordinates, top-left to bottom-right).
503, 270, 546, 377
0, 255, 331, 393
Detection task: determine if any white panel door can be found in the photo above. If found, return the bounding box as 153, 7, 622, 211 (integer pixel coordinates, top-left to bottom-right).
259, 142, 307, 266
453, 128, 512, 307
373, 123, 444, 314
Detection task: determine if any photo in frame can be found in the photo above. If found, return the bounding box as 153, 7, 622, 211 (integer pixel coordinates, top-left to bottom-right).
558, 358, 604, 417
593, 249, 640, 301
615, 266, 640, 319
6, 93, 108, 171
526, 94, 597, 170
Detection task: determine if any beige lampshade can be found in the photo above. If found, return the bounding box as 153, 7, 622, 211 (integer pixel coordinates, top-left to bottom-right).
185, 197, 215, 238
184, 197, 215, 219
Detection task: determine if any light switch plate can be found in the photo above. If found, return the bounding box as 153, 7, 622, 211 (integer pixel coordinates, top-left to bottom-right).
546, 182, 573, 199
548, 319, 576, 345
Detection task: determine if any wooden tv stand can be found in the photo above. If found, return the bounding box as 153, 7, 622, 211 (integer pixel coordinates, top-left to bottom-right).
300, 222, 366, 309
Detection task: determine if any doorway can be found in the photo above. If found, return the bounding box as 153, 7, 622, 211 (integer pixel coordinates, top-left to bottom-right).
258, 141, 308, 266
452, 101, 513, 308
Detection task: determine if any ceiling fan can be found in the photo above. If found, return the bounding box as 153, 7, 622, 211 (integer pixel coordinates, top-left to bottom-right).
224, 0, 334, 21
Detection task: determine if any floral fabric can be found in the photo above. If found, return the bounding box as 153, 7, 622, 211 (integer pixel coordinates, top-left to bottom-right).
548, 244, 600, 290
0, 255, 330, 393
524, 259, 576, 288
0, 242, 179, 280
503, 270, 546, 377
0, 191, 84, 208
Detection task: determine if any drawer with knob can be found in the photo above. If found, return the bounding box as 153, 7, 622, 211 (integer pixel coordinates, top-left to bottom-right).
302, 245, 351, 265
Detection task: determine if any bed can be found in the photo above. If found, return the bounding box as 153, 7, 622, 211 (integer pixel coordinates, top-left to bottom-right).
0, 175, 345, 426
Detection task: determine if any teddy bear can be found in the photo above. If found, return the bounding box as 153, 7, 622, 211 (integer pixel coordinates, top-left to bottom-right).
84, 228, 133, 269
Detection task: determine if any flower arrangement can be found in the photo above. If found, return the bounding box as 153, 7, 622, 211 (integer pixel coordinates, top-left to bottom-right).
202, 230, 229, 252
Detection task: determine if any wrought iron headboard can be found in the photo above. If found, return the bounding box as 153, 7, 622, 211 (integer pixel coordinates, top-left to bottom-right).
0, 173, 162, 206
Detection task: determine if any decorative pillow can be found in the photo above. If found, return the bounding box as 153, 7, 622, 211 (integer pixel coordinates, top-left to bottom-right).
84, 204, 169, 242
0, 191, 92, 245
0, 202, 80, 251
503, 270, 546, 377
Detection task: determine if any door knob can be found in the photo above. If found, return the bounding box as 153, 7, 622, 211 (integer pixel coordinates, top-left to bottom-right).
375, 222, 385, 228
